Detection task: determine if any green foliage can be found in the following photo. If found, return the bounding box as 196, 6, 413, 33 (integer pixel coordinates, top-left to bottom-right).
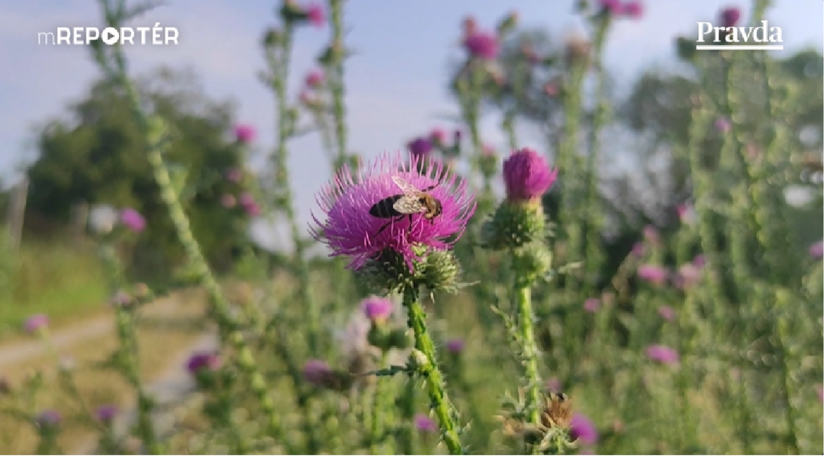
25, 67, 253, 277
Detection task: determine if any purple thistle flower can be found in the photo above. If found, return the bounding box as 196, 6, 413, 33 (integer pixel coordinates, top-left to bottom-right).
658, 306, 675, 321
463, 31, 499, 60
303, 359, 332, 387
809, 241, 823, 260
446, 338, 464, 354
186, 352, 222, 374
720, 6, 741, 28
305, 69, 325, 88
96, 405, 118, 423
305, 2, 326, 27
502, 148, 559, 203
407, 137, 433, 157
622, 1, 644, 18
120, 208, 145, 233
570, 413, 598, 445
36, 410, 62, 428
24, 314, 48, 333
361, 296, 394, 323
692, 254, 706, 268
310, 152, 476, 271
637, 265, 668, 285
646, 344, 679, 365
414, 413, 438, 433
233, 124, 256, 144
583, 298, 601, 313
715, 116, 732, 134
631, 241, 645, 257
598, 0, 623, 15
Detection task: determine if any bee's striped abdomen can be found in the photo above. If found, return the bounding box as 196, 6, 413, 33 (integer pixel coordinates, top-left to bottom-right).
369, 194, 404, 218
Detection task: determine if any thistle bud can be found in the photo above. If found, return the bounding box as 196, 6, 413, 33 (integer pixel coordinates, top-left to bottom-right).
511, 242, 553, 287
480, 200, 548, 250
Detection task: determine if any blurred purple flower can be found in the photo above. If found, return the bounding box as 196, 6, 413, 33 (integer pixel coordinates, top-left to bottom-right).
310, 152, 476, 271
715, 117, 732, 134
110, 291, 133, 308
305, 2, 326, 27
24, 314, 48, 334
676, 203, 696, 225
503, 148, 559, 203
637, 265, 668, 285
463, 31, 499, 60
186, 352, 222, 374
243, 201, 261, 217
546, 377, 561, 393
225, 168, 243, 183
414, 413, 438, 432
221, 194, 237, 208
543, 82, 559, 97
631, 241, 645, 257
96, 405, 118, 423
446, 338, 464, 354
622, 1, 644, 18
599, 0, 623, 15
720, 6, 741, 28
407, 137, 433, 158
36, 410, 62, 428
642, 225, 660, 244
430, 127, 448, 146
676, 262, 702, 288
305, 69, 325, 88
570, 413, 598, 445
583, 298, 601, 313
120, 208, 145, 233
361, 296, 394, 323
646, 344, 680, 365
658, 306, 675, 321
233, 124, 256, 144
817, 384, 823, 403
303, 359, 332, 387
692, 254, 706, 268
809, 241, 823, 260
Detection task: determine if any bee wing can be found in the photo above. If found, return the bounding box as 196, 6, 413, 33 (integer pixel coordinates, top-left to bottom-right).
391, 176, 422, 195
392, 195, 425, 215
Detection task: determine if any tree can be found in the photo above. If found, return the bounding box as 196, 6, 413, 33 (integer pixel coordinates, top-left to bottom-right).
25, 66, 255, 276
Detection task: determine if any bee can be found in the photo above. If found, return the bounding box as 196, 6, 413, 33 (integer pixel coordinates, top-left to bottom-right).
369, 176, 442, 237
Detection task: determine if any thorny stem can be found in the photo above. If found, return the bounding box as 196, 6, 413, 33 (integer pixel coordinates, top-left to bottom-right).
95, 0, 281, 439
328, 0, 348, 165
99, 245, 161, 454
582, 18, 610, 291
402, 289, 464, 455
515, 284, 542, 443
266, 23, 320, 356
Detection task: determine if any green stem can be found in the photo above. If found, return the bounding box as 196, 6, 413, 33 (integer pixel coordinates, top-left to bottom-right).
95, 0, 281, 438
267, 24, 320, 356
402, 289, 463, 455
516, 285, 541, 427
370, 352, 391, 454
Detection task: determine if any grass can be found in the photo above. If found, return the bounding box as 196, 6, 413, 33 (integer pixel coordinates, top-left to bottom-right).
0, 238, 110, 340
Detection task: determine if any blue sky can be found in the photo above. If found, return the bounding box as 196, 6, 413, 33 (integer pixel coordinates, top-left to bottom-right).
0, 1, 821, 248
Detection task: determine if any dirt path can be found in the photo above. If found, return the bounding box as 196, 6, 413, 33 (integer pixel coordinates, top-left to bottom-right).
0, 316, 113, 370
